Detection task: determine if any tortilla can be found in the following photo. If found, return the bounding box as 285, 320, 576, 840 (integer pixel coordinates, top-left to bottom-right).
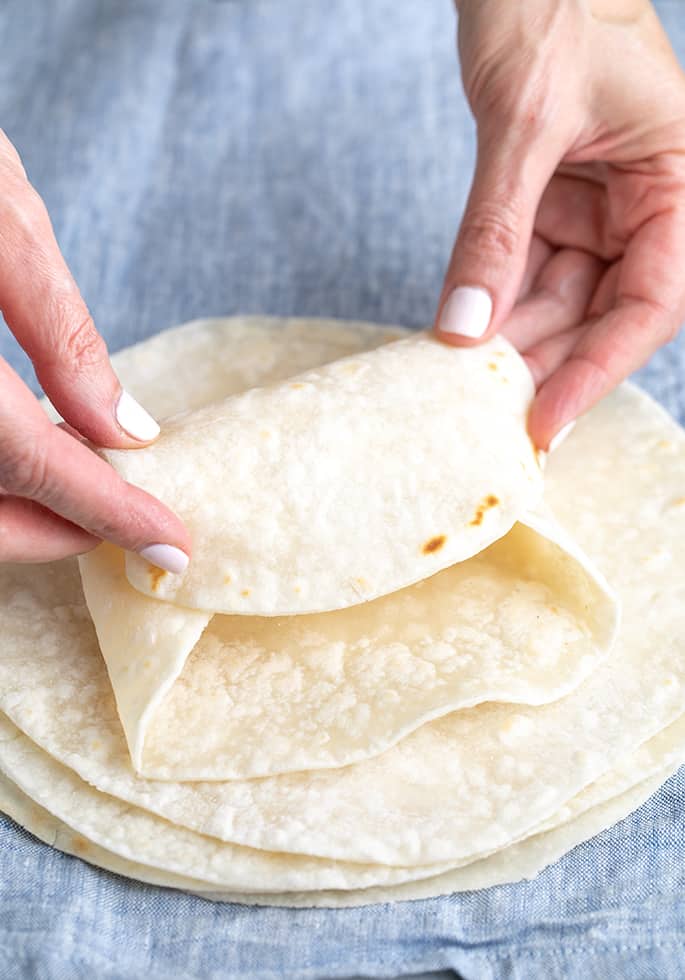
79, 516, 617, 779
0, 320, 681, 870
0, 758, 673, 907
0, 316, 682, 906
0, 707, 682, 895
105, 332, 544, 615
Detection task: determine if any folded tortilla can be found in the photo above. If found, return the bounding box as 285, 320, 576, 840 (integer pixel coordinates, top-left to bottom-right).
0, 316, 682, 905
77, 326, 616, 780
79, 511, 617, 780
104, 333, 544, 615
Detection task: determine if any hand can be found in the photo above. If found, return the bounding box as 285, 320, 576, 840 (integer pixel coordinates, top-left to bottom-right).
435, 0, 685, 449
0, 131, 190, 570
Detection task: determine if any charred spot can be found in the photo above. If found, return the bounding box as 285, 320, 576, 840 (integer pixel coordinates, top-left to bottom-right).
423, 535, 447, 555
224, 575, 232, 584
470, 494, 500, 526
149, 567, 167, 592
488, 362, 498, 371
241, 589, 251, 597
290, 383, 305, 390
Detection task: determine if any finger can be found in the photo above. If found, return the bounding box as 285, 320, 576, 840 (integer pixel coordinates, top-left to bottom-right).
529, 206, 685, 448
0, 495, 98, 563
502, 248, 605, 351
0, 359, 191, 571
56, 420, 87, 443
0, 134, 159, 448
435, 123, 564, 345
523, 325, 585, 387
534, 173, 623, 261
587, 262, 620, 318
517, 234, 554, 302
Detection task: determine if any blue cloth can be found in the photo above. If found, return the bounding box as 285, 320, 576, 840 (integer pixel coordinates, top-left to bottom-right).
1, 1, 685, 977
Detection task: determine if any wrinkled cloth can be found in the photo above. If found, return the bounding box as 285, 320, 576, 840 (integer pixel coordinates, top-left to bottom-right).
1, 2, 685, 978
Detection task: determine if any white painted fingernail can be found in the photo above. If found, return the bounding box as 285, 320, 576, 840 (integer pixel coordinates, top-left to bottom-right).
116, 391, 161, 442
138, 544, 189, 575
549, 420, 576, 453
439, 286, 492, 338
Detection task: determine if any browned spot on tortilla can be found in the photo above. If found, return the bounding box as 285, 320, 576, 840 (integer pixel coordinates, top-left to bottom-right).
658, 439, 672, 449
72, 836, 90, 855
470, 495, 500, 527
290, 383, 305, 390
149, 567, 167, 592
672, 497, 685, 508
241, 589, 251, 597
488, 362, 498, 371
423, 535, 447, 555
495, 350, 505, 358
224, 574, 232, 584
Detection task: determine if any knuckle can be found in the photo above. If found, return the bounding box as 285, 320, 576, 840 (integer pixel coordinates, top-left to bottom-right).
58, 310, 107, 371
460, 206, 521, 263
0, 436, 50, 499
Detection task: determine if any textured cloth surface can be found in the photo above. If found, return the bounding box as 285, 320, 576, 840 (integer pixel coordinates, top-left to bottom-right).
1, 1, 685, 978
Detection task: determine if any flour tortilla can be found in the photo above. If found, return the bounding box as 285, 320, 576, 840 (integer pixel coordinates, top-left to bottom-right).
0, 758, 673, 906
0, 707, 682, 894
79, 518, 617, 780
0, 320, 682, 867
105, 332, 544, 615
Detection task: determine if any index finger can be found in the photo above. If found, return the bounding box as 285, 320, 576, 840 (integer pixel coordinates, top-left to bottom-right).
0, 133, 159, 449
0, 359, 191, 571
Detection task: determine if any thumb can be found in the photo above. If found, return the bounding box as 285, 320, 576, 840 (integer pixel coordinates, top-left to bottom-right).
435, 130, 559, 346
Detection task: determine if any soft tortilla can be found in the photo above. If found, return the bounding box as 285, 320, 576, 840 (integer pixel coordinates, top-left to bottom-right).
79, 517, 616, 780
0, 320, 682, 868
0, 757, 673, 906
105, 332, 544, 615
0, 708, 683, 893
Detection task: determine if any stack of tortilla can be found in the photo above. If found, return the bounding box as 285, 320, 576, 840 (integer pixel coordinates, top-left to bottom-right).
1, 316, 684, 907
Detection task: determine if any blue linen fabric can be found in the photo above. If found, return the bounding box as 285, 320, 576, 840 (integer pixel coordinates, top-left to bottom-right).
1, 1, 685, 977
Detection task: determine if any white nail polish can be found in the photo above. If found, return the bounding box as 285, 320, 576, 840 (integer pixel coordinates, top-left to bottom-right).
116, 391, 161, 442
439, 286, 492, 339
138, 544, 189, 575
549, 420, 577, 453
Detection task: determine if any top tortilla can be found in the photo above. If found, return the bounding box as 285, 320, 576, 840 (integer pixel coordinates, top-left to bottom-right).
105, 331, 544, 615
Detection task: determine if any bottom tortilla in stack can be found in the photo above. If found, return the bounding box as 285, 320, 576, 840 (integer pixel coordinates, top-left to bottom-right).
0, 317, 684, 906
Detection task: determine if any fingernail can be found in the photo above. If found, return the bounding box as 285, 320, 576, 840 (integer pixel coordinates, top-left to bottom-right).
138, 544, 189, 575
116, 391, 161, 442
549, 420, 576, 453
439, 286, 492, 338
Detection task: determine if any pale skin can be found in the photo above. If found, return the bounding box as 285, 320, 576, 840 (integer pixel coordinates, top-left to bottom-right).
437, 0, 685, 448
1, 0, 684, 564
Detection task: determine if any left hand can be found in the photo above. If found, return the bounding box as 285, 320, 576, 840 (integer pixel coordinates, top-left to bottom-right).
435, 0, 685, 449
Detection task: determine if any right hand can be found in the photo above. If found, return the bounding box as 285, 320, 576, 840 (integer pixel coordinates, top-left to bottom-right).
0, 131, 191, 571
435, 0, 685, 450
